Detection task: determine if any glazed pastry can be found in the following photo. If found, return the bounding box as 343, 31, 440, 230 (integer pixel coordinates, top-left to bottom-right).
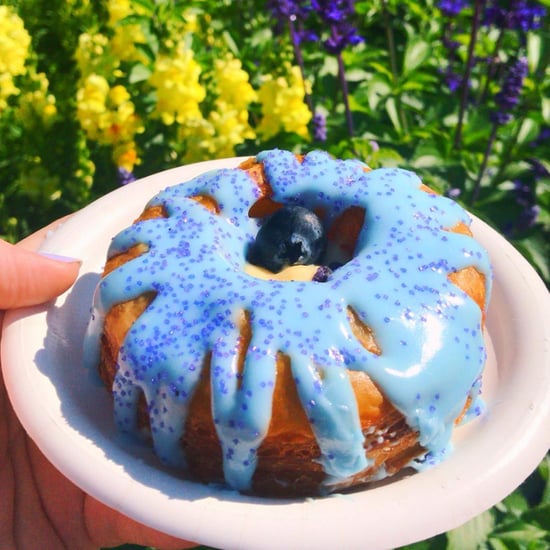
84, 149, 492, 497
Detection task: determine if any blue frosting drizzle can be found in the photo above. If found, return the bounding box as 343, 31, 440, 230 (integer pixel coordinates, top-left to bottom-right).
84, 149, 492, 492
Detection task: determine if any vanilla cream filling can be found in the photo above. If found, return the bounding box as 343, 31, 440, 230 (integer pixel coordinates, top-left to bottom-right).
244, 262, 319, 281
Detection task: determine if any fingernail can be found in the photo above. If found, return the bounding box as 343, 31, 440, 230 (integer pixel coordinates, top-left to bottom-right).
39, 252, 82, 263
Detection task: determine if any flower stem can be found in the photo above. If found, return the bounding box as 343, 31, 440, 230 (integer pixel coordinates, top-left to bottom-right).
382, 0, 408, 134
288, 18, 314, 116
336, 51, 354, 139
478, 29, 505, 105
454, 0, 484, 150
470, 121, 498, 205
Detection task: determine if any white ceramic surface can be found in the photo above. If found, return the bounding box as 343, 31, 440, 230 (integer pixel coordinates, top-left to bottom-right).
2, 158, 549, 550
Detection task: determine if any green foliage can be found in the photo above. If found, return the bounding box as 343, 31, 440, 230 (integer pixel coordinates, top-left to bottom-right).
398, 456, 550, 550
1, 1, 548, 547
1, 1, 548, 278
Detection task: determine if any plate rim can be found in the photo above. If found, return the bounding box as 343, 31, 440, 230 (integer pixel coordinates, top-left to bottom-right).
2, 158, 550, 550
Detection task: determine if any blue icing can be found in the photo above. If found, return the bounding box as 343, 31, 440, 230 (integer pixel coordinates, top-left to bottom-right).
84, 149, 492, 492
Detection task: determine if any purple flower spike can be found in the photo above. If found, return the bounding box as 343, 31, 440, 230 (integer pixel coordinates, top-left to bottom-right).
483, 1, 546, 32
117, 167, 137, 186
438, 0, 470, 17
312, 112, 327, 142
311, 0, 364, 54
490, 57, 528, 125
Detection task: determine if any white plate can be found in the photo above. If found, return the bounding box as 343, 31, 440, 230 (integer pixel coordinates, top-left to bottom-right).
2, 158, 550, 550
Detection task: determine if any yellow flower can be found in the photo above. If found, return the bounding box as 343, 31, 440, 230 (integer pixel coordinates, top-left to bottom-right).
15, 71, 57, 127
76, 74, 109, 141
107, 0, 134, 25
0, 6, 31, 111
75, 32, 119, 78
179, 117, 215, 162
16, 163, 61, 202
113, 141, 139, 172
150, 43, 205, 125
180, 55, 256, 161
0, 6, 30, 76
109, 24, 147, 63
0, 73, 19, 111
214, 56, 257, 111
182, 10, 198, 34
209, 101, 255, 157
257, 65, 311, 140
76, 75, 143, 171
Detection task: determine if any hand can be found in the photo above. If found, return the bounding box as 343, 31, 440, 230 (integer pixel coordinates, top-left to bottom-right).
0, 220, 195, 549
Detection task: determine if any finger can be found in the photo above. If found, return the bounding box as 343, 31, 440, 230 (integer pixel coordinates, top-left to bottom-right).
0, 240, 81, 309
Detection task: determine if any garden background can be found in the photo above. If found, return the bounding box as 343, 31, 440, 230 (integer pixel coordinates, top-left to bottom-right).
1, 0, 548, 548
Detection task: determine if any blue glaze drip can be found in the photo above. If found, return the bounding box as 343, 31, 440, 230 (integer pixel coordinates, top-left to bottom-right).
84, 149, 492, 492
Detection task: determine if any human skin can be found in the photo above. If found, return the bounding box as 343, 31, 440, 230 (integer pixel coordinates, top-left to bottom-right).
0, 219, 196, 549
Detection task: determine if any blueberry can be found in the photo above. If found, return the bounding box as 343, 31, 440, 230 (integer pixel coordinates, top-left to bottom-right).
312, 265, 332, 282
247, 206, 327, 273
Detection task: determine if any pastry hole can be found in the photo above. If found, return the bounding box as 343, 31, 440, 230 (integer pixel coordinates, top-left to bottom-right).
248, 196, 283, 218
326, 206, 366, 267
346, 305, 382, 356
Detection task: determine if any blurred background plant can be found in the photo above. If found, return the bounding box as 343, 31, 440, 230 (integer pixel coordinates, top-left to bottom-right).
1, 0, 548, 548
1, 0, 548, 280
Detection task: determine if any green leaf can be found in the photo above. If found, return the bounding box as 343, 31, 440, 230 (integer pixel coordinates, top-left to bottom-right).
385, 97, 402, 134
522, 503, 550, 530
516, 118, 540, 146
539, 455, 550, 505
527, 32, 543, 73
497, 161, 533, 182
539, 94, 550, 123
118, 14, 150, 26
368, 61, 394, 81
128, 63, 152, 84
133, 42, 156, 64
345, 67, 370, 82
365, 75, 392, 110
130, 0, 155, 11
492, 520, 548, 543
222, 30, 239, 57
499, 490, 530, 517
371, 147, 405, 167
403, 36, 431, 75
447, 509, 495, 550
348, 94, 371, 114
513, 235, 550, 282
486, 539, 509, 550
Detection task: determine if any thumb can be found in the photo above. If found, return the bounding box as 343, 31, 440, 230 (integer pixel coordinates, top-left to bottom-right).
0, 240, 81, 309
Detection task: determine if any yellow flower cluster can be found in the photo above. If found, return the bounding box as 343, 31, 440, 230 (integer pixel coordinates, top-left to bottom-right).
75, 32, 120, 79
15, 70, 57, 127
76, 74, 143, 170
181, 55, 256, 161
107, 0, 134, 24
257, 65, 312, 139
215, 56, 257, 111
107, 0, 147, 64
0, 6, 31, 112
16, 163, 61, 202
150, 42, 206, 125
70, 3, 313, 174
